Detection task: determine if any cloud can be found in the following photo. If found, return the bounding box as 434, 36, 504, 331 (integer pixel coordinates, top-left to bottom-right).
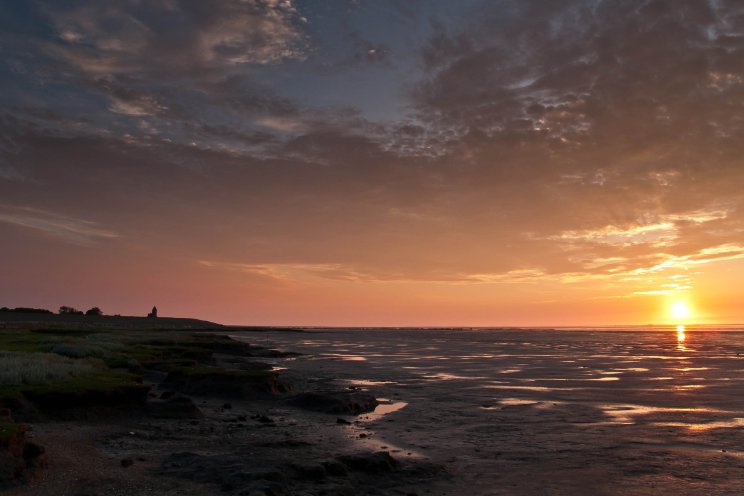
40, 0, 307, 79
3, 0, 744, 312
551, 208, 731, 247
0, 206, 120, 244
199, 260, 372, 283
201, 262, 551, 286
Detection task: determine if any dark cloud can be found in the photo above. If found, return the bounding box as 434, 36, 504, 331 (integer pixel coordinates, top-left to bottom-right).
38, 0, 307, 78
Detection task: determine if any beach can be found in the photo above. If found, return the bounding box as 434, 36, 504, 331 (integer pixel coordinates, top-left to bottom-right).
243, 327, 744, 495
3, 324, 744, 495
0, 320, 446, 495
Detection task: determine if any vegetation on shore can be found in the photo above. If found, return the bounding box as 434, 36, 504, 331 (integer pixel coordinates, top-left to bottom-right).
0, 321, 288, 486
0, 421, 20, 443
0, 323, 287, 415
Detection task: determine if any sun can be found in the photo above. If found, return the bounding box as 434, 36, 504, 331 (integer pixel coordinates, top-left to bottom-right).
672, 302, 690, 320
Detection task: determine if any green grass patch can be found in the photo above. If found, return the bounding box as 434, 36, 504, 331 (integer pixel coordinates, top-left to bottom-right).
0, 421, 20, 443
31, 328, 94, 336
0, 346, 147, 410
20, 370, 142, 395
0, 351, 96, 386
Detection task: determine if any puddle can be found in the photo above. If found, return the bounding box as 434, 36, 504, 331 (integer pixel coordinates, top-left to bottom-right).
323, 354, 367, 361
355, 398, 409, 422
598, 403, 725, 424
371, 398, 408, 416
346, 379, 397, 386
652, 418, 744, 431
422, 373, 484, 380
499, 398, 539, 406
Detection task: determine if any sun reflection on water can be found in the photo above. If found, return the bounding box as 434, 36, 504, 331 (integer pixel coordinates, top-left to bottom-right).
676, 325, 686, 351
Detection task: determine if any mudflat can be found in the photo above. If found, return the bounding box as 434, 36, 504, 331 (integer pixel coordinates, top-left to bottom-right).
4, 322, 744, 495
247, 327, 744, 496
0, 320, 446, 496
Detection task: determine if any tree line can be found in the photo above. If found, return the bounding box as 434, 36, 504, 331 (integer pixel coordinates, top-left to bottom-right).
0, 306, 104, 316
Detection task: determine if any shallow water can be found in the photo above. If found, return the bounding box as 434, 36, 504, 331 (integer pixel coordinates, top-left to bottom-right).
243, 328, 744, 495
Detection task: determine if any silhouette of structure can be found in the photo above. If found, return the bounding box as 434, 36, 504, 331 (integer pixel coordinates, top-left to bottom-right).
147, 306, 158, 318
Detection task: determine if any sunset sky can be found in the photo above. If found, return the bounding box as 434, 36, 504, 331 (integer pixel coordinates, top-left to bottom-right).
2, 0, 744, 326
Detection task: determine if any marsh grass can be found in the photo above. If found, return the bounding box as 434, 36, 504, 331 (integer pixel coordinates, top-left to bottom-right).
0, 351, 95, 386
0, 421, 20, 443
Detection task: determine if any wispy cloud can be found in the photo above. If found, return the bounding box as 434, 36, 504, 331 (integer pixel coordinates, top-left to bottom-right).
201, 261, 556, 286
0, 206, 119, 244
552, 209, 730, 247
627, 244, 744, 276
199, 261, 371, 283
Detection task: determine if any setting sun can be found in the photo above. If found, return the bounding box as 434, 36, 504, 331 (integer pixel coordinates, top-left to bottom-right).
672, 302, 691, 320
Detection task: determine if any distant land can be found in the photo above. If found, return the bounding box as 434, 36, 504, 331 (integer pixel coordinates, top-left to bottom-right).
0, 308, 222, 330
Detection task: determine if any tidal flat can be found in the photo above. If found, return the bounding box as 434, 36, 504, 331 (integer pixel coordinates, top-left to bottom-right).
249, 327, 744, 496
3, 321, 744, 495
0, 318, 445, 495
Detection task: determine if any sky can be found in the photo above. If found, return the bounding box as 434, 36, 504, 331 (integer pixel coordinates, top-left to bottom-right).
2, 0, 744, 326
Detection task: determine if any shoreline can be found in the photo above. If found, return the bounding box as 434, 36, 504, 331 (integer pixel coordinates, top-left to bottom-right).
0, 323, 448, 495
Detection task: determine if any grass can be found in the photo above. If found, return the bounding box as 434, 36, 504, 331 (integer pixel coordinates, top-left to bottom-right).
0, 351, 95, 386
0, 345, 146, 409
0, 421, 20, 443
20, 370, 144, 396
0, 326, 274, 408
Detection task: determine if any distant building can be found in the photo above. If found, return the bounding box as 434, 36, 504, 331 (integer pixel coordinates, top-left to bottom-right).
148, 306, 158, 318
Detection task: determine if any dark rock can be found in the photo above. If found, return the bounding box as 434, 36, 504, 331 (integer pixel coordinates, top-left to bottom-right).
336, 418, 351, 425
121, 458, 134, 468
146, 394, 203, 419
22, 442, 45, 469
160, 391, 176, 400
162, 368, 288, 398
289, 463, 326, 481
160, 452, 287, 492
287, 392, 379, 415
0, 422, 46, 488
336, 452, 400, 474
22, 383, 151, 418
222, 402, 232, 410
321, 460, 349, 477
0, 395, 40, 422
240, 480, 287, 496
219, 357, 275, 371
257, 440, 313, 449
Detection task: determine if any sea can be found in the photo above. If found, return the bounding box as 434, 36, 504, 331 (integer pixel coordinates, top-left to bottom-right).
237, 326, 744, 495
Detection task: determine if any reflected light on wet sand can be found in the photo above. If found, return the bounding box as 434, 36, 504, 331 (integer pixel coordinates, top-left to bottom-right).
676, 325, 686, 351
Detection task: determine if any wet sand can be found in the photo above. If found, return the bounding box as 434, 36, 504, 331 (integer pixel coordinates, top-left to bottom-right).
244, 328, 744, 495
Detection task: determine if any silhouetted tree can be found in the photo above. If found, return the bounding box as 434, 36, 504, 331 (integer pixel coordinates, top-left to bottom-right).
85, 307, 103, 316
0, 307, 52, 314
59, 306, 83, 315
